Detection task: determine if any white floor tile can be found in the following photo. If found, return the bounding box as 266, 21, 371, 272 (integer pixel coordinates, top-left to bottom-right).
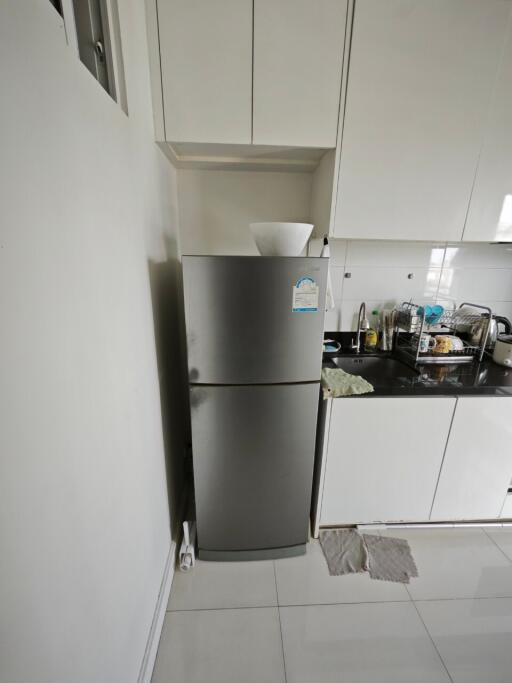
381, 529, 512, 600
152, 608, 286, 683
485, 528, 512, 562
274, 540, 410, 606
168, 559, 277, 611
280, 602, 450, 683
417, 598, 512, 683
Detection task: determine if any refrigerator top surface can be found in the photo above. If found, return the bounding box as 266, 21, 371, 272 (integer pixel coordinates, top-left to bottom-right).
183, 255, 328, 385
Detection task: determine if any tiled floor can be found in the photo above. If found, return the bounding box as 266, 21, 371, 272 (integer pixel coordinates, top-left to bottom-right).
152, 528, 512, 683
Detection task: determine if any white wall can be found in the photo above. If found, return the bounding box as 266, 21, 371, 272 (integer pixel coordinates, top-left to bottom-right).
308, 239, 512, 330
175, 166, 512, 331
178, 169, 312, 255
0, 2, 182, 683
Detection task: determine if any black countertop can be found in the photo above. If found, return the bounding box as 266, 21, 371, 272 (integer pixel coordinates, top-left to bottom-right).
323, 332, 512, 397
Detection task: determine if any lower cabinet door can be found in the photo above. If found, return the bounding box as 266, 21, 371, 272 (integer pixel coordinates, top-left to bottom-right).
320, 397, 456, 525
430, 398, 512, 521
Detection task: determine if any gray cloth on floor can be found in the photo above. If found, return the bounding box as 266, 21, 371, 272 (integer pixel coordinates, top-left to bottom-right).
362, 534, 418, 584
318, 530, 418, 584
319, 529, 369, 575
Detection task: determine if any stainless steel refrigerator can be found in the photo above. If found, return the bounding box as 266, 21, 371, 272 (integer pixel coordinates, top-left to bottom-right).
182, 256, 327, 560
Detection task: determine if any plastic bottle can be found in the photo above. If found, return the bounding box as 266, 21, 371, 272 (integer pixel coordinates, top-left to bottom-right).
364, 310, 379, 351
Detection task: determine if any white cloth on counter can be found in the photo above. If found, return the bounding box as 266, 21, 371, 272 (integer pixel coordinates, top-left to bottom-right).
321, 367, 374, 399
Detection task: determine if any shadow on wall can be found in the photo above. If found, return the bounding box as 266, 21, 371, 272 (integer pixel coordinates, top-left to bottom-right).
148, 235, 191, 540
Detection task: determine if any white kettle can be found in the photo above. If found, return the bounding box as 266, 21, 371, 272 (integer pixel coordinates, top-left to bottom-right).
493, 334, 512, 367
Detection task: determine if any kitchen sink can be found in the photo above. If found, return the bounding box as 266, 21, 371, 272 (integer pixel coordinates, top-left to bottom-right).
332, 355, 419, 381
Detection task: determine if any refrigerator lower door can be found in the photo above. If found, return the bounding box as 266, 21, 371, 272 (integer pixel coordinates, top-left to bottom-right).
190, 383, 319, 560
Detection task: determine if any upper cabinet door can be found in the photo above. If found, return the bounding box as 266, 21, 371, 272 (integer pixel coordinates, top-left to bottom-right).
158, 0, 252, 144
463, 22, 512, 242
252, 0, 347, 148
333, 0, 512, 241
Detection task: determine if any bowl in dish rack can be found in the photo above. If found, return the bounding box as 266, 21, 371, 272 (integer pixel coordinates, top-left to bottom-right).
250, 222, 313, 257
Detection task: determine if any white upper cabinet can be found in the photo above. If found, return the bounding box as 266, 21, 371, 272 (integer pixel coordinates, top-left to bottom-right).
155, 0, 346, 150
333, 0, 512, 241
157, 0, 252, 144
463, 21, 512, 242
252, 0, 347, 147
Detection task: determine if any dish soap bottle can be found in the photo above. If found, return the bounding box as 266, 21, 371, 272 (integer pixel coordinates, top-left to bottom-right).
364, 310, 379, 352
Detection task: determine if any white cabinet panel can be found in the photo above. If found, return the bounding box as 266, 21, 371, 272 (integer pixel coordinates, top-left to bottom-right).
431, 398, 512, 521
464, 21, 512, 242
253, 0, 347, 147
320, 397, 455, 525
158, 0, 252, 143
334, 0, 511, 241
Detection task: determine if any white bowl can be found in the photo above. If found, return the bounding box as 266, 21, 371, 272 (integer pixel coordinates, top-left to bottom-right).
250, 222, 314, 257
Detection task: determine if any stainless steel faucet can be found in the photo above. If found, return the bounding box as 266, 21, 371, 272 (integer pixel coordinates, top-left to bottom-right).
354, 301, 369, 353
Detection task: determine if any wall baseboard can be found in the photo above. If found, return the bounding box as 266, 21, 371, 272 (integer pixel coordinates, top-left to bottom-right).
138, 541, 176, 683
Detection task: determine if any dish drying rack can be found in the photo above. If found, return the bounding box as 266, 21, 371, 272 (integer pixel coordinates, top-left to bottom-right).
394, 301, 491, 364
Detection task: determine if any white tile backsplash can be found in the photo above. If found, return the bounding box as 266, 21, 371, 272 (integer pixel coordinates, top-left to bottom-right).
342, 267, 441, 302
346, 240, 445, 268
478, 301, 512, 320
444, 243, 512, 269
438, 268, 512, 303
437, 300, 512, 321
340, 300, 399, 332
321, 240, 512, 331
323, 305, 341, 332
308, 238, 347, 266
329, 267, 344, 300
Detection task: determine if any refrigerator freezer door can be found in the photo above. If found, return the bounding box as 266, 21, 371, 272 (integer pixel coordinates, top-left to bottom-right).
183, 256, 327, 384
190, 383, 319, 558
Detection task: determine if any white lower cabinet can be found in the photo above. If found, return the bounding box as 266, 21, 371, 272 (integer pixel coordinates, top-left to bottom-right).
430, 398, 512, 521
320, 397, 456, 526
